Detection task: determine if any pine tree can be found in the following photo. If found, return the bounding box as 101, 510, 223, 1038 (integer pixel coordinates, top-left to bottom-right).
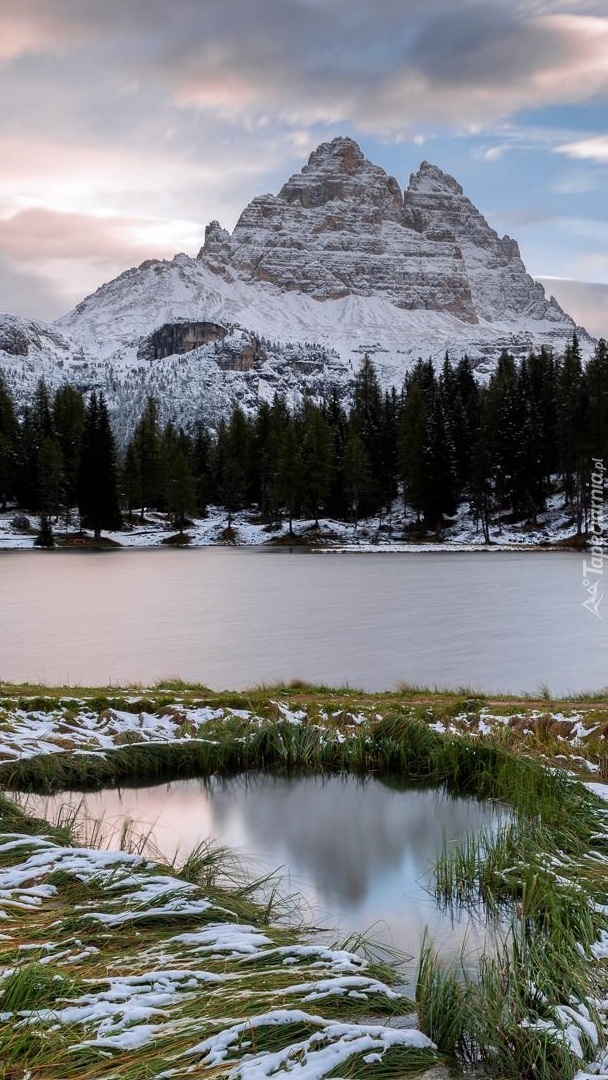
192, 424, 213, 515
215, 409, 249, 528
399, 371, 429, 521
15, 408, 41, 511
322, 390, 349, 520
251, 401, 277, 521
421, 387, 455, 529
162, 423, 198, 532
350, 356, 385, 514
485, 351, 520, 516
34, 514, 55, 548
470, 389, 495, 543
557, 334, 586, 530
585, 338, 608, 465
38, 435, 64, 519
343, 423, 373, 526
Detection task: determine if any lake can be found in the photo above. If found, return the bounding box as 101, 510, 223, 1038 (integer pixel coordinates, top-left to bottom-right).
27, 773, 509, 978
0, 548, 605, 694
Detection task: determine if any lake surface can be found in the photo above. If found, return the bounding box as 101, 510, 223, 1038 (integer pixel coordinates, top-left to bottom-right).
0, 548, 605, 694
28, 773, 508, 975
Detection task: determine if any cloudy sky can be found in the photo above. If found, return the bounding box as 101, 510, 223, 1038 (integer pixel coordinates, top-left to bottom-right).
1, 0, 607, 335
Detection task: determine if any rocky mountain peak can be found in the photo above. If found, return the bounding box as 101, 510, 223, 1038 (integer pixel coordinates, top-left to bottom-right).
192, 136, 578, 330
306, 135, 366, 174
276, 135, 404, 219
198, 136, 476, 316
408, 161, 464, 196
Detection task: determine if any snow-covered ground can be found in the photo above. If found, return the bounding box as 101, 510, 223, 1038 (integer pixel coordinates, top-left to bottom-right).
0, 697, 604, 770
0, 492, 585, 551
0, 829, 432, 1074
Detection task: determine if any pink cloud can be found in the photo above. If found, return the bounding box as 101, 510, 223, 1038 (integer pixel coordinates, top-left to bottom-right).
0, 206, 203, 316
0, 2, 91, 61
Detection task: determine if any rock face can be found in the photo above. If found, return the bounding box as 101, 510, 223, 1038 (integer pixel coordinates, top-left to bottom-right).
403, 161, 562, 323
199, 136, 570, 330
140, 321, 228, 360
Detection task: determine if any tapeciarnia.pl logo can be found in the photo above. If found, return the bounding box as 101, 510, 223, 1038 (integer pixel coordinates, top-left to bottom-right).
582, 458, 605, 620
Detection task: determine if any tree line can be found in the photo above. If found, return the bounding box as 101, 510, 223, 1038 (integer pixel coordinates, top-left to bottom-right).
0, 333, 606, 541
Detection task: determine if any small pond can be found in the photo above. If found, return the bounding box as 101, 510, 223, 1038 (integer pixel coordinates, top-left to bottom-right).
28, 773, 510, 984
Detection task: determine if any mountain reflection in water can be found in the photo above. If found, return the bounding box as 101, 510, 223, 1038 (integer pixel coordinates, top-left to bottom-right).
29, 773, 509, 967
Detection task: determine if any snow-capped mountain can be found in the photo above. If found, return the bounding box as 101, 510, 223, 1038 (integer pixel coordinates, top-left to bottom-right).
0, 136, 589, 438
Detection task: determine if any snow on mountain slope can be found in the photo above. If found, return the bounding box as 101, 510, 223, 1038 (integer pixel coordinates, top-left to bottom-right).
0, 137, 592, 437
0, 313, 74, 363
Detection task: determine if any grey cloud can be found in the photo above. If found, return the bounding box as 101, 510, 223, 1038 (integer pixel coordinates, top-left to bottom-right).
411, 6, 568, 86
4, 0, 606, 141
0, 253, 66, 321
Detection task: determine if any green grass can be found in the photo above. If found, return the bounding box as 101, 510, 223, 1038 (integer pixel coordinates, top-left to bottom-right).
1, 963, 80, 1012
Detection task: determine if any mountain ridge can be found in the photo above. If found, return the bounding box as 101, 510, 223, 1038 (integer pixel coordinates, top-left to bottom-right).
0, 136, 592, 438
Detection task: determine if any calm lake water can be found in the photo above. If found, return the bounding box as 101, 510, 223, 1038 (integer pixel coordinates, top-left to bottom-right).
1, 548, 605, 694
28, 774, 507, 973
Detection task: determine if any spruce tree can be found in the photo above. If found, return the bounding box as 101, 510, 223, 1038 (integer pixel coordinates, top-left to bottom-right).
126, 396, 163, 521
52, 385, 85, 508
399, 375, 429, 522
162, 423, 198, 532
351, 356, 385, 514
38, 435, 64, 520
78, 392, 121, 539
300, 400, 333, 527
344, 423, 373, 526
276, 417, 304, 534
0, 375, 17, 509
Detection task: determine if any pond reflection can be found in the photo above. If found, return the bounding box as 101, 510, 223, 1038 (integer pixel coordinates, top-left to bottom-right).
30, 773, 510, 973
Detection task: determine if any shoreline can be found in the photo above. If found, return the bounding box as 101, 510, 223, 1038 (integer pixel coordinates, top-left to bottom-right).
0, 535, 588, 553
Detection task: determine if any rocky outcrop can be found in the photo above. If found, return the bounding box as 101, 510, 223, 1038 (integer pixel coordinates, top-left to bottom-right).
403, 162, 561, 323
0, 314, 74, 361
140, 321, 228, 360
0, 321, 29, 356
